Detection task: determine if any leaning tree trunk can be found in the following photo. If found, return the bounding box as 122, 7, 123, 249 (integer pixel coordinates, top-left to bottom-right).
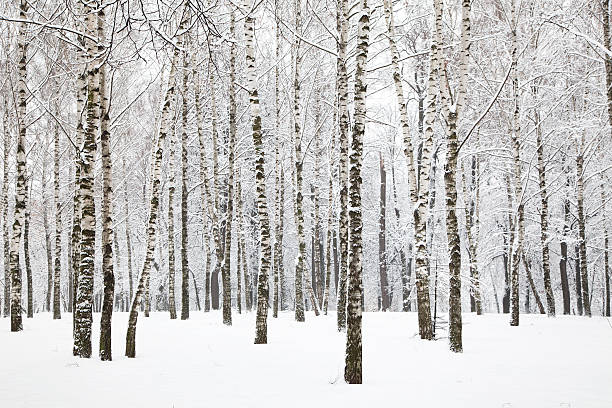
522, 254, 545, 314
180, 37, 191, 321
344, 0, 370, 385
576, 134, 591, 317
10, 0, 29, 332
535, 102, 555, 316
381, 0, 418, 314
125, 21, 183, 357
74, 0, 100, 356
243, 1, 273, 344
336, 0, 350, 331
53, 121, 62, 320
98, 5, 115, 360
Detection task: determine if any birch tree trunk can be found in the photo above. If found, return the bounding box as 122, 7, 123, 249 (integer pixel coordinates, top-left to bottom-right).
99, 5, 115, 359
576, 134, 591, 317
180, 36, 191, 321
24, 180, 32, 318
124, 162, 134, 305
273, 15, 282, 316
125, 21, 183, 356
378, 154, 390, 311
601, 0, 612, 141
43, 159, 54, 313
167, 125, 177, 319
336, 0, 350, 331
345, 0, 370, 384
243, 1, 273, 344
601, 175, 610, 317
2, 105, 10, 318
74, 0, 100, 355
195, 45, 213, 313
71, 35, 86, 325
293, 0, 306, 322
53, 121, 62, 320
535, 110, 555, 316
509, 0, 524, 327
222, 11, 238, 326
439, 0, 471, 352
559, 174, 571, 315
10, 0, 29, 332
236, 178, 251, 311
413, 0, 444, 340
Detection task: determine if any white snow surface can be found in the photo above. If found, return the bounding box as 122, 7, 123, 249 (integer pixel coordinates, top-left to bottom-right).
1, 311, 611, 407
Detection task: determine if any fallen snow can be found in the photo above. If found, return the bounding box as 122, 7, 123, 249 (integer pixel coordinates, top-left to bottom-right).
1, 311, 611, 407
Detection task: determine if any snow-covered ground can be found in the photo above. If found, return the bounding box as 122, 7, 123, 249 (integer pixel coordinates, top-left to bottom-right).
1, 311, 610, 407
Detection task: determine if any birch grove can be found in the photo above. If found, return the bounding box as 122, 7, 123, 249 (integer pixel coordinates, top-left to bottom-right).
0, 0, 611, 392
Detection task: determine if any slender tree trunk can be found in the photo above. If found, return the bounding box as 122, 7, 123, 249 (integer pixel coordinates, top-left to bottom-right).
509, 0, 523, 327
336, 0, 349, 331
43, 159, 53, 313
293, 0, 307, 322
125, 20, 183, 357
462, 157, 482, 315
273, 12, 282, 316
236, 178, 251, 311
2, 107, 10, 318
24, 181, 32, 318
71, 31, 86, 329
559, 182, 571, 315
601, 0, 612, 141
180, 37, 191, 321
412, 0, 443, 340
601, 176, 610, 317
522, 254, 545, 315
167, 124, 177, 320
535, 107, 555, 316
440, 0, 471, 351
575, 244, 583, 315
322, 157, 334, 314
53, 122, 62, 320
222, 13, 237, 326
10, 0, 28, 332
124, 166, 134, 305
195, 45, 213, 313
344, 0, 370, 384
242, 1, 273, 344
378, 154, 390, 311
98, 6, 114, 359
576, 135, 591, 317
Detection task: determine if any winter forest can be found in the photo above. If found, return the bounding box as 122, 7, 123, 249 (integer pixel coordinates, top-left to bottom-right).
0, 0, 611, 405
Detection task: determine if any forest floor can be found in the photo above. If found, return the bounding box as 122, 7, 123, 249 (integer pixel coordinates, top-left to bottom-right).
1, 310, 611, 407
